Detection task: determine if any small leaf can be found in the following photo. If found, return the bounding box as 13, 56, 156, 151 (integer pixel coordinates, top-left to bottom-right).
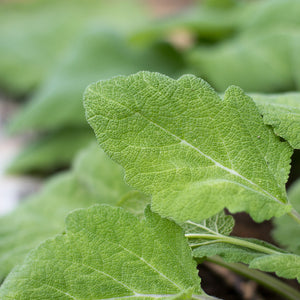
186, 213, 300, 282
84, 71, 292, 223
183, 211, 234, 236
273, 179, 300, 254
251, 92, 300, 149
249, 254, 300, 283
0, 205, 205, 299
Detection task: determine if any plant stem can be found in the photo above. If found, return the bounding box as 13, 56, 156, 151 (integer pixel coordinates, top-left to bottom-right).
185, 233, 281, 255
203, 256, 300, 300
288, 208, 300, 224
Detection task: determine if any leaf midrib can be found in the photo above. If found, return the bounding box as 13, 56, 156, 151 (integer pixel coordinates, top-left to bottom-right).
93, 92, 284, 205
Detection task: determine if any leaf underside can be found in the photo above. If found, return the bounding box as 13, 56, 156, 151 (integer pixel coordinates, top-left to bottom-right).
84, 71, 292, 223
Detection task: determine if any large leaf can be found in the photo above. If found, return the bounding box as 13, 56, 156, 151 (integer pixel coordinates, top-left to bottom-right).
0, 205, 208, 299
273, 179, 300, 254
250, 93, 300, 149
7, 128, 94, 174
183, 211, 234, 237
84, 71, 293, 223
0, 143, 131, 280
8, 30, 184, 133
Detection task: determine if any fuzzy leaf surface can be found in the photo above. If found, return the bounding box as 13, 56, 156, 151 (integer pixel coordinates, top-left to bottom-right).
84, 71, 292, 223
0, 143, 131, 280
0, 205, 205, 299
273, 179, 300, 254
183, 211, 234, 237
251, 93, 300, 149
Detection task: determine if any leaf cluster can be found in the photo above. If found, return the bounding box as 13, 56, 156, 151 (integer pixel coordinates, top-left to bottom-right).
0, 0, 300, 299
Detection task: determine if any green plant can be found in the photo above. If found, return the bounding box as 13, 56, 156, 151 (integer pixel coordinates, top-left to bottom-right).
0, 72, 299, 299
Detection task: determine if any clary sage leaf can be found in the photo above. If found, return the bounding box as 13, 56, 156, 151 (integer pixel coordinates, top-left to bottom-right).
84, 71, 293, 223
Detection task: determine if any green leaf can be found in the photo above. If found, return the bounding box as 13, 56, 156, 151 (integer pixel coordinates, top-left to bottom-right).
84, 71, 292, 223
0, 205, 206, 299
0, 143, 132, 280
249, 254, 300, 283
273, 179, 300, 254
184, 211, 285, 265
185, 212, 300, 282
191, 234, 286, 265
183, 211, 234, 237
250, 92, 300, 149
6, 128, 94, 174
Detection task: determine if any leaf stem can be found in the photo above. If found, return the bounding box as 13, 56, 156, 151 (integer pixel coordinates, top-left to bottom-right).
185, 234, 281, 255
203, 256, 300, 300
288, 208, 300, 224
